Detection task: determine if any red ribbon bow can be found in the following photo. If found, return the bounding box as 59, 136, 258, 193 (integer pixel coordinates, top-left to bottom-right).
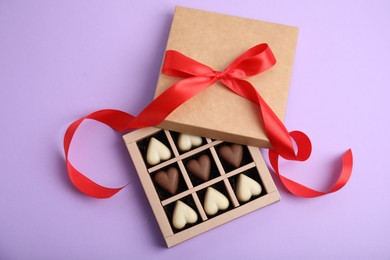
64, 43, 353, 198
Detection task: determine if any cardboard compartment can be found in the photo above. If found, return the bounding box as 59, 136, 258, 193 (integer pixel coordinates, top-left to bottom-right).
123, 127, 280, 247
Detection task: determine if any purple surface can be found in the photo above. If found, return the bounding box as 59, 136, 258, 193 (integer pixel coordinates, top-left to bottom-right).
1, 0, 389, 259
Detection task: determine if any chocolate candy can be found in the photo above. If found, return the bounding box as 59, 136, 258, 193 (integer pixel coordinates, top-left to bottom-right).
178, 133, 203, 151
125, 128, 279, 247
186, 155, 211, 181
172, 200, 198, 229
203, 187, 229, 215
146, 137, 171, 165
218, 144, 243, 168
154, 167, 179, 195
236, 174, 262, 202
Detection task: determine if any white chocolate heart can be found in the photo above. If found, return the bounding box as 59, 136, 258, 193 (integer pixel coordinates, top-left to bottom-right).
172, 200, 198, 229
146, 137, 171, 165
204, 187, 229, 216
236, 174, 262, 202
178, 134, 202, 152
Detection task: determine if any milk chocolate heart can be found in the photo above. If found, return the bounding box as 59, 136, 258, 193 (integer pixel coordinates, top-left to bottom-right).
218, 144, 243, 168
186, 155, 210, 181
154, 167, 179, 195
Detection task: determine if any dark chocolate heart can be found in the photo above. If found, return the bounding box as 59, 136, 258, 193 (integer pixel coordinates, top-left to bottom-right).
154, 167, 179, 194
218, 144, 243, 168
186, 155, 211, 181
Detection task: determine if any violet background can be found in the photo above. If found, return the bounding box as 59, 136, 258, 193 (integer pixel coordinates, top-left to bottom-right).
1, 0, 389, 259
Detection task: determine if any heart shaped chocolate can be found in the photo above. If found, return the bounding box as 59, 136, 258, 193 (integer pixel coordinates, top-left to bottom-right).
186, 155, 210, 181
236, 174, 262, 202
172, 200, 198, 229
203, 187, 229, 216
146, 137, 171, 165
154, 167, 179, 195
218, 144, 243, 168
178, 134, 203, 152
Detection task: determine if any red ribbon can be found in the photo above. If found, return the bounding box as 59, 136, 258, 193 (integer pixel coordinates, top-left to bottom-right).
64, 43, 353, 199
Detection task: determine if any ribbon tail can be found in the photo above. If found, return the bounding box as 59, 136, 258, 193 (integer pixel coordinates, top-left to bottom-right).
221, 78, 296, 157
66, 160, 126, 198
64, 110, 136, 198
64, 77, 217, 198
269, 149, 353, 198
221, 78, 353, 198
329, 149, 353, 193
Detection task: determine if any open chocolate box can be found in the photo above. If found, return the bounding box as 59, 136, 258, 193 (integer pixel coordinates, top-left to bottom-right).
123, 127, 280, 247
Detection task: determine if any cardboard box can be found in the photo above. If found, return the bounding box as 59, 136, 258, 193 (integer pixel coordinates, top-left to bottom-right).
123, 127, 280, 247
155, 6, 299, 147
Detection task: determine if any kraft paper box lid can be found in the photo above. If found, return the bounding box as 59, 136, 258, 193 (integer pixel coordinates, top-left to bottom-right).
155, 6, 299, 147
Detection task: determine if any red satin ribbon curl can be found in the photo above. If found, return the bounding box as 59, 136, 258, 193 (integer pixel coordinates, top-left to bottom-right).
64, 43, 353, 199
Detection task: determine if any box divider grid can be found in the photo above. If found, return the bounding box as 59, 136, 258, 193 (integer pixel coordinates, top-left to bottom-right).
123, 127, 280, 247
164, 130, 180, 157
148, 140, 223, 173
208, 146, 226, 177
160, 162, 256, 206
176, 160, 193, 190
190, 192, 208, 221
223, 178, 240, 208
127, 142, 174, 237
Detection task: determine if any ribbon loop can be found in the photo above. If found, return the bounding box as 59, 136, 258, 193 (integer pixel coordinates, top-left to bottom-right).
224, 43, 277, 78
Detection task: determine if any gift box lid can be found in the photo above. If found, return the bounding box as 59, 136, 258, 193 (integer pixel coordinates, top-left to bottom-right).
155, 6, 299, 147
